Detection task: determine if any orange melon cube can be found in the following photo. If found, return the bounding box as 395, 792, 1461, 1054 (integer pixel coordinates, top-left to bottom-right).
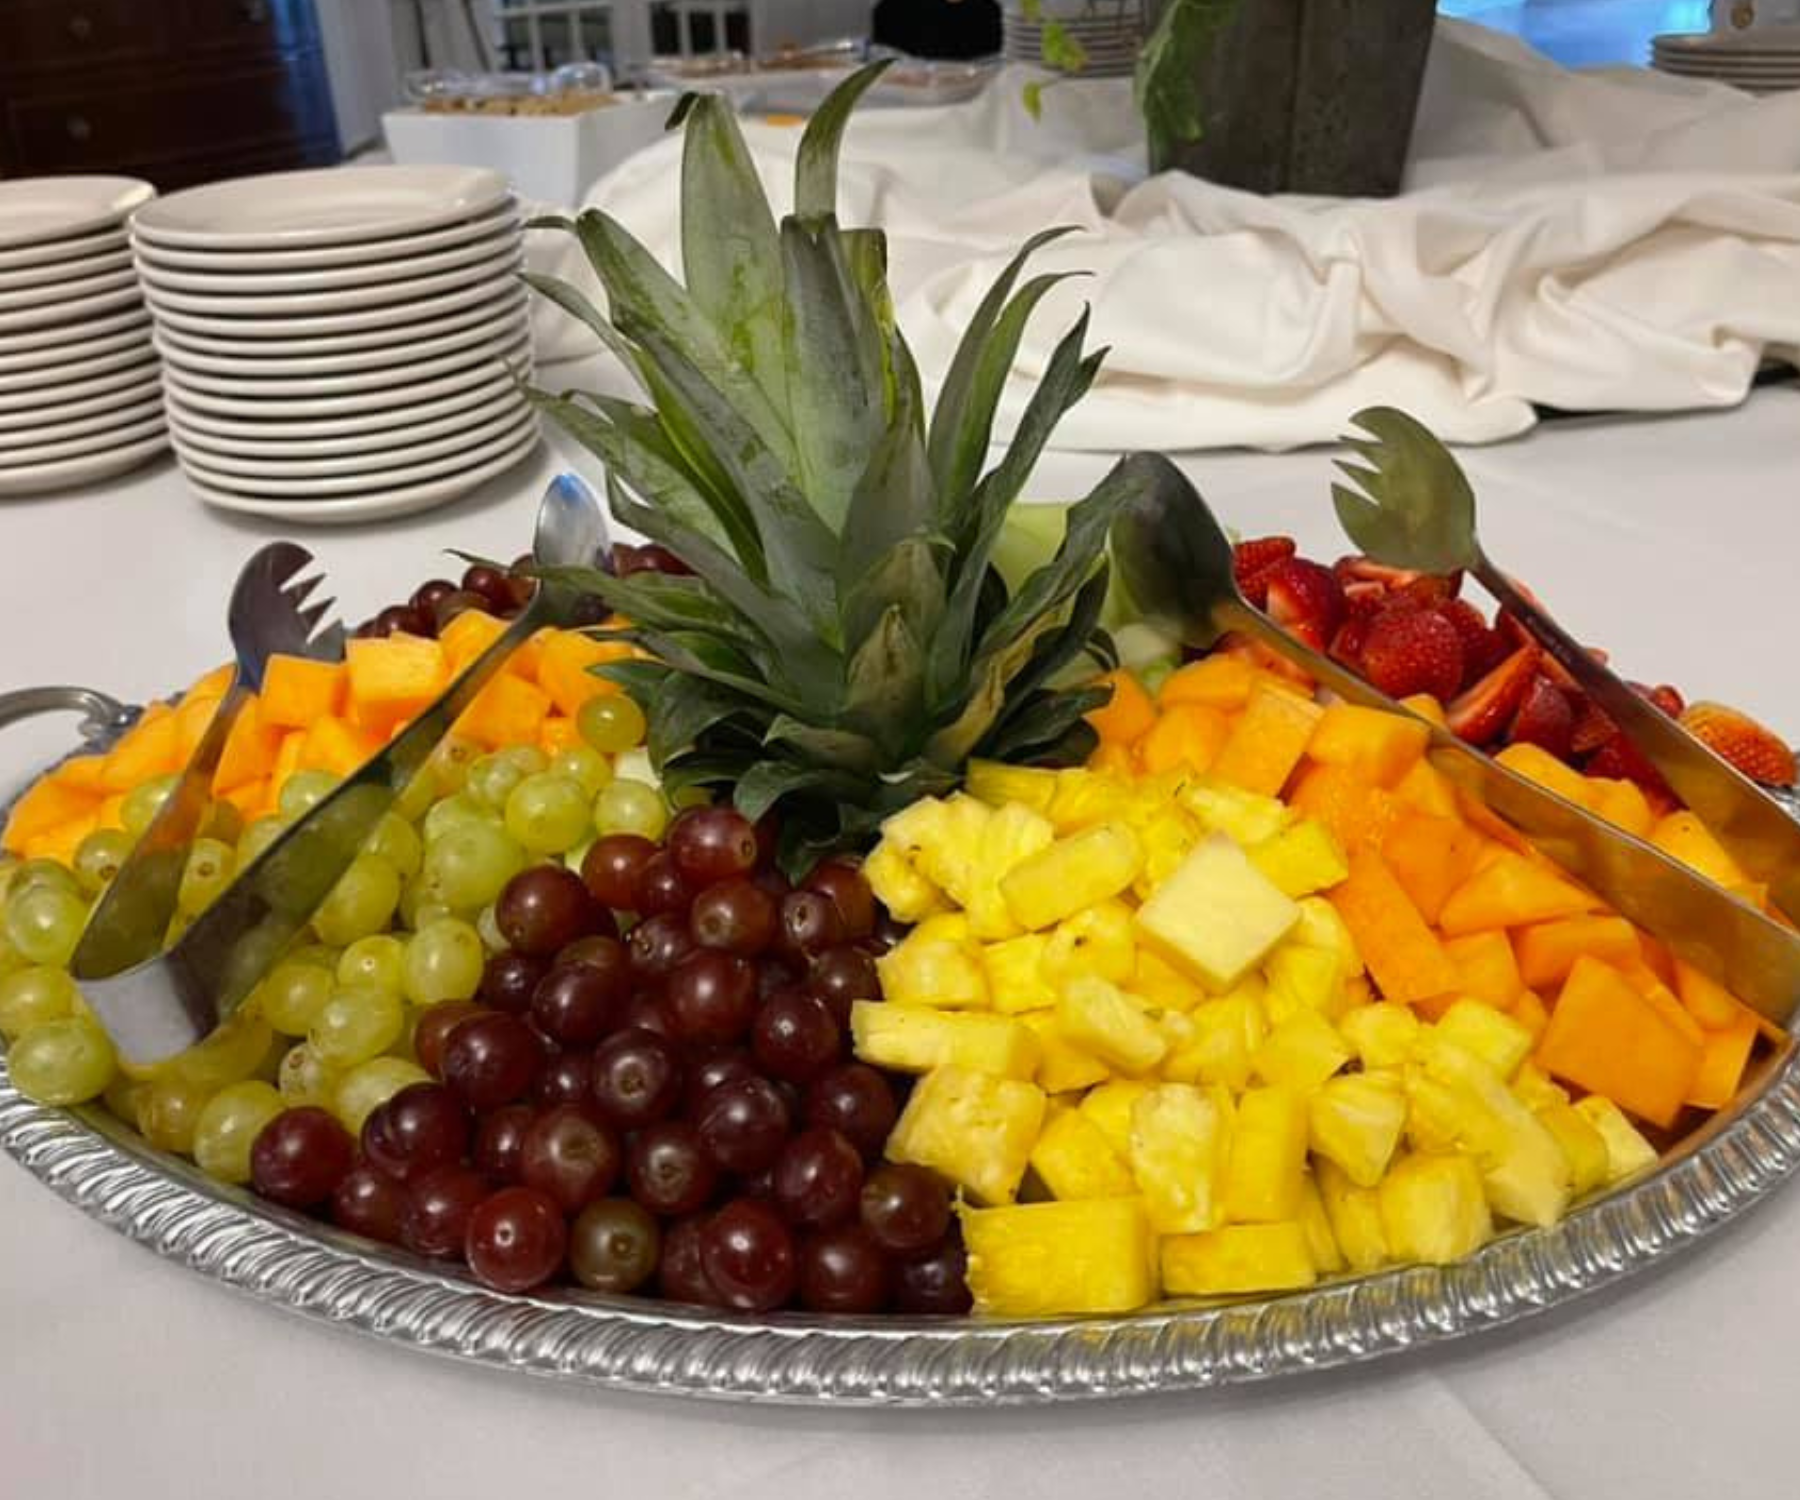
1380, 808, 1482, 924
537, 631, 623, 718
1437, 853, 1599, 937
1512, 915, 1640, 991
1397, 692, 1447, 727
96, 792, 127, 830
1089, 741, 1134, 778
1583, 777, 1655, 840
260, 656, 346, 730
1443, 931, 1524, 1010
297, 717, 380, 778
438, 609, 513, 678
1210, 683, 1324, 797
219, 780, 270, 819
3, 775, 100, 852
269, 731, 307, 805
1686, 1009, 1759, 1110
1306, 704, 1429, 788
212, 702, 284, 794
99, 706, 182, 793
1536, 956, 1702, 1128
1135, 703, 1230, 777
1392, 758, 1459, 818
1288, 764, 1399, 855
1494, 742, 1592, 806
182, 663, 234, 705
456, 673, 551, 751
346, 634, 448, 736
1085, 669, 1156, 746
1672, 958, 1745, 1031
1650, 811, 1755, 897
538, 716, 581, 757
1509, 987, 1550, 1043
22, 811, 98, 867
1328, 848, 1458, 1006
49, 755, 109, 797
174, 692, 226, 763
1158, 656, 1255, 711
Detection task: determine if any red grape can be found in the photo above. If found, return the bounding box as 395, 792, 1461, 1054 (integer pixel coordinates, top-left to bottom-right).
441, 1012, 540, 1110
376, 603, 430, 638
360, 1083, 470, 1183
591, 1028, 683, 1128
580, 834, 658, 910
626, 1120, 718, 1217
891, 1232, 971, 1314
695, 1075, 791, 1174
751, 990, 841, 1085
466, 1186, 568, 1293
558, 932, 630, 975
701, 1199, 797, 1312
802, 860, 876, 942
688, 877, 777, 956
657, 1214, 718, 1304
776, 890, 845, 962
684, 1049, 758, 1114
250, 1107, 355, 1209
626, 912, 694, 979
518, 1103, 621, 1214
803, 1064, 898, 1160
805, 946, 880, 1027
620, 991, 678, 1039
861, 1164, 952, 1258
478, 952, 548, 1015
432, 589, 489, 632
415, 1001, 486, 1078
756, 960, 800, 1001
410, 578, 458, 620
473, 1103, 536, 1182
530, 962, 625, 1047
771, 1127, 863, 1230
634, 852, 694, 917
798, 1224, 889, 1314
331, 1163, 407, 1244
569, 1199, 661, 1293
668, 807, 759, 886
613, 542, 691, 577
531, 1048, 594, 1108
666, 950, 756, 1047
496, 866, 604, 956
402, 1164, 489, 1258
461, 563, 517, 613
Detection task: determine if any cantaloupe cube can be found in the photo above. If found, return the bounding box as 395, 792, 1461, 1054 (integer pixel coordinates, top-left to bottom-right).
538, 716, 580, 757
100, 707, 182, 792
1495, 741, 1593, 805
182, 663, 234, 705
1686, 1008, 1759, 1111
1328, 849, 1458, 1006
1443, 931, 1524, 1009
1030, 1106, 1136, 1200
962, 1197, 1155, 1315
1135, 701, 1230, 776
1398, 692, 1447, 727
1583, 776, 1655, 839
174, 691, 224, 763
3, 775, 99, 850
1209, 684, 1324, 797
538, 630, 625, 718
296, 717, 379, 779
259, 656, 346, 730
1509, 987, 1550, 1043
1158, 655, 1255, 711
1222, 1085, 1308, 1223
1673, 957, 1748, 1031
48, 754, 109, 797
850, 1000, 1039, 1080
1380, 808, 1482, 924
435, 608, 511, 676
211, 702, 284, 794
1437, 853, 1599, 937
1287, 763, 1400, 855
346, 634, 448, 735
455, 672, 551, 751
887, 1065, 1045, 1205
1651, 810, 1755, 897
1536, 956, 1702, 1127
1392, 757, 1460, 818
1085, 668, 1157, 746
269, 731, 306, 804
1512, 914, 1640, 990
1161, 1221, 1316, 1296
1306, 703, 1430, 788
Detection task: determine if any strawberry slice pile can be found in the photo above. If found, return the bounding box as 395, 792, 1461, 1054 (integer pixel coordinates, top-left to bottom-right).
1229, 536, 1798, 793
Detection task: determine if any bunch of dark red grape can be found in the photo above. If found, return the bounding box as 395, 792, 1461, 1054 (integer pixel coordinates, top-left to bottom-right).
246, 805, 970, 1316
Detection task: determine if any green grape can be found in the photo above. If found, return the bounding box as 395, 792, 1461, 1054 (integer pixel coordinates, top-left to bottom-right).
8, 1016, 116, 1106
578, 694, 647, 753
9, 857, 82, 900
236, 815, 288, 869
257, 961, 333, 1035
120, 775, 179, 838
393, 763, 442, 824
139, 1078, 213, 1153
505, 772, 592, 855
309, 984, 404, 1068
498, 745, 548, 777
277, 769, 340, 820
667, 783, 711, 811
286, 942, 342, 973
206, 801, 246, 850
277, 1042, 340, 1107
420, 821, 525, 911
192, 1080, 283, 1184
550, 744, 612, 798
431, 733, 483, 793
164, 1011, 273, 1092
402, 917, 486, 1005
332, 1056, 429, 1136
422, 791, 493, 846
337, 934, 406, 996
312, 854, 402, 946
408, 898, 454, 933
0, 926, 24, 981
72, 828, 133, 897
475, 902, 506, 953
593, 778, 668, 841
177, 838, 236, 916
386, 1004, 422, 1063
0, 966, 78, 1039
468, 752, 526, 812
0, 853, 18, 902
4, 882, 87, 967
363, 812, 423, 881
102, 1072, 148, 1126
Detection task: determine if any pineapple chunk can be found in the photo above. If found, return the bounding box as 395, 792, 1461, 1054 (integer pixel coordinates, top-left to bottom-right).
1178, 780, 1295, 847
1136, 834, 1300, 992
1161, 1221, 1316, 1296
1030, 1107, 1136, 1200
1044, 767, 1135, 832
1001, 821, 1145, 931
1432, 998, 1533, 1078
1133, 947, 1208, 1013
1128, 1083, 1230, 1233
964, 759, 1058, 814
1415, 1038, 1572, 1226
1573, 1095, 1660, 1184
1022, 1013, 1111, 1094
1309, 1073, 1407, 1187
982, 934, 1058, 1015
1534, 1101, 1611, 1196
1290, 895, 1363, 973
1378, 1152, 1494, 1264
887, 1065, 1045, 1204
1077, 1079, 1154, 1157
961, 1197, 1156, 1315
1163, 988, 1266, 1090
862, 840, 943, 923
1317, 1159, 1390, 1272
1041, 899, 1137, 987
1510, 1061, 1569, 1110
1253, 1009, 1351, 1092
968, 800, 1057, 939
1248, 819, 1349, 898
910, 793, 993, 910
850, 1001, 1040, 1080
1222, 1085, 1309, 1223
1057, 975, 1166, 1075
1296, 1171, 1347, 1275
1339, 1002, 1421, 1070
1263, 943, 1347, 1024
875, 927, 988, 1010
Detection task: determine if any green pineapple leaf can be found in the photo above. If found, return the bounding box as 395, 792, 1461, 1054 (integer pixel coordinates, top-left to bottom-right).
794, 59, 892, 219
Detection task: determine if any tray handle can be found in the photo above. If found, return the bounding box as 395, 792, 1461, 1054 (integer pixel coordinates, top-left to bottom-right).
0, 686, 137, 745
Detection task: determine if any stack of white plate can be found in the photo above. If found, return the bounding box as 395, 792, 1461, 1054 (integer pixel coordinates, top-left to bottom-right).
1652, 25, 1800, 92
132, 165, 540, 524
1002, 3, 1147, 79
0, 176, 164, 498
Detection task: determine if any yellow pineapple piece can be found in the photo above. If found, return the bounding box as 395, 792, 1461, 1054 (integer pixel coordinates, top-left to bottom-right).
850, 1001, 1040, 1080
1163, 987, 1266, 1090
1247, 819, 1349, 898
1534, 1100, 1610, 1196
1317, 1159, 1390, 1272
1136, 834, 1300, 992
1339, 1002, 1421, 1070
886, 1065, 1045, 1205
1415, 1037, 1572, 1226
910, 793, 993, 910
862, 840, 943, 923
1178, 779, 1294, 848
1001, 821, 1145, 931
961, 1197, 1156, 1315
1291, 896, 1363, 971
1253, 1009, 1350, 1092
1042, 899, 1137, 987
1308, 1073, 1407, 1187
1378, 1152, 1494, 1264
1130, 808, 1203, 900
1296, 1171, 1347, 1275
1432, 998, 1533, 1079
967, 800, 1057, 940
1127, 1082, 1230, 1233
1222, 1085, 1308, 1223
1022, 1013, 1111, 1094
1030, 1107, 1136, 1200
1161, 1221, 1316, 1296
1043, 767, 1135, 832
1056, 975, 1166, 1075
1133, 948, 1208, 1014
1510, 1061, 1569, 1110
875, 926, 989, 1010
964, 759, 1058, 814
1077, 1079, 1154, 1157
1573, 1095, 1660, 1184
981, 933, 1058, 1015
1262, 943, 1347, 1024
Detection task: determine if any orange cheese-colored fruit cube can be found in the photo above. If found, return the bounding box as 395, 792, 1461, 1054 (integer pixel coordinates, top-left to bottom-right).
1583, 777, 1655, 840
297, 717, 380, 778
1210, 683, 1324, 797
1307, 704, 1429, 789
1686, 1008, 1759, 1111
1089, 741, 1134, 778
174, 692, 225, 763
346, 634, 448, 736
1158, 655, 1255, 711
1437, 853, 1599, 937
1512, 915, 1640, 991
1085, 669, 1156, 747
212, 702, 284, 794
1651, 810, 1755, 897
1494, 742, 1592, 805
1672, 958, 1745, 1031
219, 780, 270, 819
1398, 692, 1448, 728
1536, 956, 1702, 1128
1288, 764, 1399, 855
270, 731, 306, 805
539, 716, 581, 757
1328, 848, 1458, 1006
96, 792, 127, 830
49, 755, 109, 796
456, 672, 551, 751
1135, 702, 1230, 777
1380, 808, 1481, 925
537, 631, 623, 719
22, 811, 98, 867
260, 656, 347, 730
1392, 758, 1458, 818
99, 707, 183, 793
182, 663, 234, 706
3, 775, 100, 852
1443, 930, 1524, 1010
1509, 986, 1550, 1042
438, 608, 513, 678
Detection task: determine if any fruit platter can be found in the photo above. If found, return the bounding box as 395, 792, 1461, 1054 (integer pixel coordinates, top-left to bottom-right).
3, 67, 1799, 1404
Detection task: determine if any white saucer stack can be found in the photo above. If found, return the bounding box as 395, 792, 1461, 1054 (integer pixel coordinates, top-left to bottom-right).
1653, 25, 1800, 92
0, 177, 164, 499
132, 165, 540, 524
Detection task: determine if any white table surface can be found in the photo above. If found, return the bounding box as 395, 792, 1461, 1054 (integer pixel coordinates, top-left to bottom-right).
1, 380, 1796, 1499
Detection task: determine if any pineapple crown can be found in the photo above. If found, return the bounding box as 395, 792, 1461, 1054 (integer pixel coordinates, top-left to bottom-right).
524, 62, 1183, 872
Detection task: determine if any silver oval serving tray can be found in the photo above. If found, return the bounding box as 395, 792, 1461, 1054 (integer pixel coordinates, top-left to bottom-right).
3, 732, 1798, 1406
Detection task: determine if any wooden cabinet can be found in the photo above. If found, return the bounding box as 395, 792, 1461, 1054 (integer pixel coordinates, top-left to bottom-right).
0, 0, 340, 191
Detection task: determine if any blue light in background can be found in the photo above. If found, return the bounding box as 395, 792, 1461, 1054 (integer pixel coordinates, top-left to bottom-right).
1438, 1, 1712, 67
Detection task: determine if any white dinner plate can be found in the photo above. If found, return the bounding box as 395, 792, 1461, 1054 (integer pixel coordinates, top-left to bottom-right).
172, 402, 539, 476
0, 227, 129, 273
0, 282, 142, 336
163, 341, 528, 419
0, 303, 149, 358
127, 202, 518, 272
0, 177, 155, 251
185, 430, 542, 523
0, 427, 168, 498
141, 247, 519, 317
0, 247, 135, 294
0, 330, 156, 387
0, 264, 139, 315
0, 356, 161, 415
132, 225, 519, 295
149, 287, 527, 363
0, 388, 164, 443
175, 412, 539, 496
159, 329, 527, 397
1, 408, 166, 467
131, 165, 510, 252
145, 272, 520, 340
166, 386, 526, 456
165, 368, 525, 440
153, 300, 527, 377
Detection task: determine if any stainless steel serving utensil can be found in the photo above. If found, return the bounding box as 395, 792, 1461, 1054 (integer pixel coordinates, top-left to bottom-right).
1332, 405, 1800, 925
71, 544, 345, 1062
1110, 452, 1800, 1028
75, 471, 611, 1065
0, 686, 137, 741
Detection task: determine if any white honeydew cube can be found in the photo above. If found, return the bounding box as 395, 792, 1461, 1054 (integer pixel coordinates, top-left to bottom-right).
1135, 834, 1300, 991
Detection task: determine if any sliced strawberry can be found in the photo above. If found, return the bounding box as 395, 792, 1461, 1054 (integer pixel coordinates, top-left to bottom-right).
1262, 557, 1346, 651
1393, 572, 1463, 609
1507, 674, 1575, 758
1329, 588, 1384, 669
1334, 557, 1425, 594
1359, 608, 1464, 703
1232, 537, 1296, 608
1447, 643, 1540, 745
1437, 599, 1505, 686
1679, 701, 1797, 786
1493, 608, 1535, 656
1585, 734, 1674, 801
1636, 682, 1686, 718
1218, 630, 1314, 689
1569, 694, 1617, 755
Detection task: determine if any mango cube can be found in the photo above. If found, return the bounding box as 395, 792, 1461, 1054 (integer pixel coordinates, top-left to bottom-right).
1380, 808, 1483, 924
1001, 821, 1144, 930
1209, 683, 1325, 797
961, 1197, 1156, 1315
1309, 1073, 1407, 1187
1443, 930, 1525, 1010
1378, 1152, 1494, 1265
1161, 1221, 1317, 1296
1537, 956, 1702, 1127
1136, 834, 1300, 991
1513, 914, 1640, 990
1222, 1085, 1309, 1223
1128, 1083, 1230, 1233
1328, 849, 1458, 1006
1438, 853, 1600, 937
850, 1001, 1040, 1080
1056, 975, 1166, 1075
886, 1065, 1045, 1205
1158, 655, 1255, 710
1030, 1107, 1136, 1201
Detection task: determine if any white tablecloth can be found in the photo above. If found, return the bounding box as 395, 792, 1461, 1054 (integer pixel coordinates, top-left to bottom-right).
2, 383, 1796, 1497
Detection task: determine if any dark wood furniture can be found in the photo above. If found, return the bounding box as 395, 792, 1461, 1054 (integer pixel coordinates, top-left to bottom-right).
0, 0, 340, 193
